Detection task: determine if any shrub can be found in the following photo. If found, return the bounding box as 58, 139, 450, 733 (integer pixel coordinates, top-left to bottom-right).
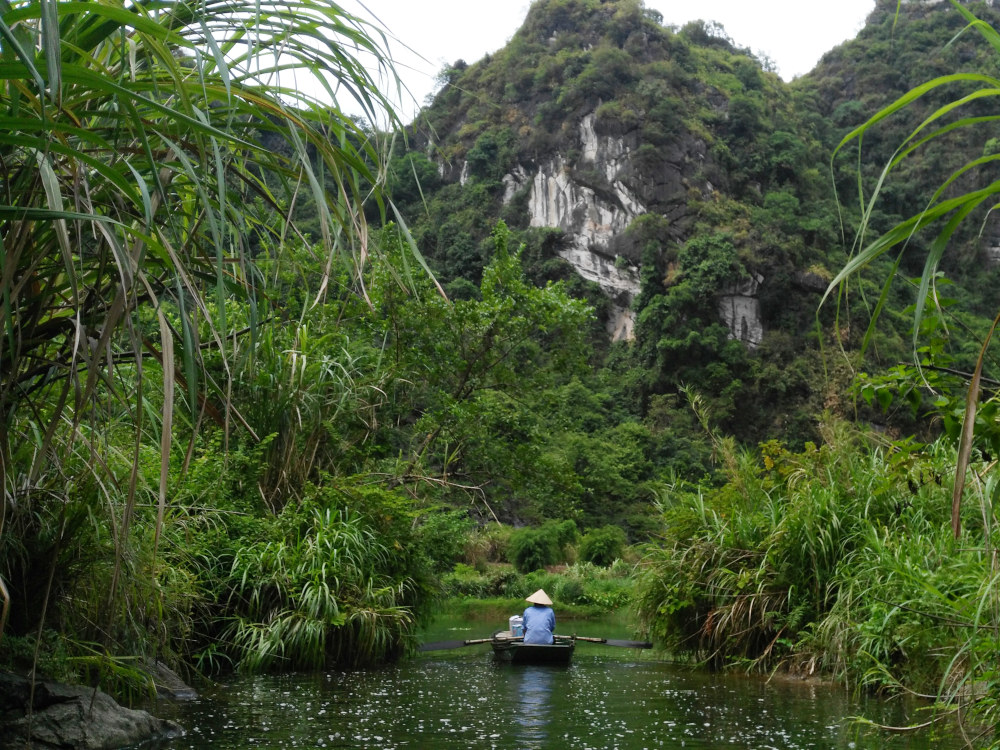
508, 526, 561, 573
579, 526, 627, 566
520, 570, 562, 599
547, 519, 579, 549
554, 577, 587, 605
417, 510, 476, 573
441, 563, 490, 598
463, 524, 513, 570
507, 519, 579, 573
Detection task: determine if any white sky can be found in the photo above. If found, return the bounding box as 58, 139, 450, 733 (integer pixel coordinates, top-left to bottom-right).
341, 1, 876, 124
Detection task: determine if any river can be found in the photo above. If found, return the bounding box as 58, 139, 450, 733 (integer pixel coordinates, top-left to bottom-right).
146, 615, 968, 749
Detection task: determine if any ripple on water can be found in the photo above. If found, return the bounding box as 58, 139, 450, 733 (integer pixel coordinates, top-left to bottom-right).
146, 650, 967, 749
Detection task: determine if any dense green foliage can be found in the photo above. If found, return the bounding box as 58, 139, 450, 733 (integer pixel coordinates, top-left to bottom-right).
636, 423, 1000, 740
442, 560, 635, 613
631, 2, 1000, 742
395, 0, 1000, 455
387, 0, 1000, 741
395, 0, 854, 450
579, 525, 628, 566
0, 0, 419, 684
7, 1, 1000, 744
508, 519, 578, 572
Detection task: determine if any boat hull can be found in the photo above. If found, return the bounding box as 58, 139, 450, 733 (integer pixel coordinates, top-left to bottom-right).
491, 638, 574, 665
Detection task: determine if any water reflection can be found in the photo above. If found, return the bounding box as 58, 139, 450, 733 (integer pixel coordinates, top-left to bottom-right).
146, 616, 970, 749
513, 666, 556, 747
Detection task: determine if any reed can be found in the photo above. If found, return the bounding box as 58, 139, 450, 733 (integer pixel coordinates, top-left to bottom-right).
0, 0, 407, 678
635, 420, 978, 680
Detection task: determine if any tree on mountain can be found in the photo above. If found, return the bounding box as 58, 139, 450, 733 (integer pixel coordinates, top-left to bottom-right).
379, 222, 593, 518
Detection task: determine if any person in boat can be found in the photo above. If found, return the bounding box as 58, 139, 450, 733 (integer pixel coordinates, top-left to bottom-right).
522, 589, 555, 645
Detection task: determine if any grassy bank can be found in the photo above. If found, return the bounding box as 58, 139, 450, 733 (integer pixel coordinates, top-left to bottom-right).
634, 421, 1000, 742
437, 596, 611, 622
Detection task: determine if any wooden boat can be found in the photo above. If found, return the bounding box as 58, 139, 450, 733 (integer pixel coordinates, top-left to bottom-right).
490, 632, 575, 665
418, 631, 650, 657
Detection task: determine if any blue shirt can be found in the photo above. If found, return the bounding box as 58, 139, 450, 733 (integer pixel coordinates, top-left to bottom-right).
522, 604, 555, 644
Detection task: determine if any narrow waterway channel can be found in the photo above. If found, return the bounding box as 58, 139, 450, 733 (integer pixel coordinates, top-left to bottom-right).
146, 616, 967, 749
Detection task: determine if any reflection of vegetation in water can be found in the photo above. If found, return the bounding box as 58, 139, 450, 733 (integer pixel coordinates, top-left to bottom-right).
514, 666, 555, 749
150, 643, 969, 750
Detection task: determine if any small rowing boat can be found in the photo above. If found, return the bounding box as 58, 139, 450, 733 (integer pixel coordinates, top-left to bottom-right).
418, 631, 651, 658
490, 632, 574, 665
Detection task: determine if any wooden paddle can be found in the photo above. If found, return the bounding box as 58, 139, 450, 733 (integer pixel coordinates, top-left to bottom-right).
419, 634, 653, 651
418, 636, 521, 652
560, 635, 653, 648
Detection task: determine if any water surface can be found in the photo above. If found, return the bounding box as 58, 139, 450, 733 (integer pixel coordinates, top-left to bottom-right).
148, 617, 965, 749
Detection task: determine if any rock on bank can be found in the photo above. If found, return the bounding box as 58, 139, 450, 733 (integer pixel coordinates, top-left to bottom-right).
0, 672, 182, 749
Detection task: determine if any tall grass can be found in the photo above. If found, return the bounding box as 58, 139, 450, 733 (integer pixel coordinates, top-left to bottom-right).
638, 422, 957, 670
813, 3, 1000, 738
222, 504, 419, 670
0, 0, 410, 676
637, 419, 1000, 740
825, 0, 1000, 538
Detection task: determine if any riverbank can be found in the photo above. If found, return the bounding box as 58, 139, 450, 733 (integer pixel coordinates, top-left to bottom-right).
139, 614, 969, 750
633, 429, 1000, 743
0, 672, 182, 749
436, 595, 612, 622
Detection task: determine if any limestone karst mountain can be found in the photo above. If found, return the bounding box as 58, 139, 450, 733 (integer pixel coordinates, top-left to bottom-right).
386, 0, 1000, 442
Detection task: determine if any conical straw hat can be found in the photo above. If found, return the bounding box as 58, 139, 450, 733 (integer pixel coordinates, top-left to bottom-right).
525, 588, 552, 606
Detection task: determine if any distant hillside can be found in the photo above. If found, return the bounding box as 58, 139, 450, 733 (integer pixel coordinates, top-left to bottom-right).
801, 0, 1000, 285
384, 0, 1000, 446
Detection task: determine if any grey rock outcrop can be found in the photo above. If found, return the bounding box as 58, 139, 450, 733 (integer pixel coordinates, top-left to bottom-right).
497, 109, 762, 344
0, 673, 183, 750
496, 111, 647, 341
144, 659, 198, 701
983, 228, 1000, 267
718, 274, 765, 349
514, 154, 642, 340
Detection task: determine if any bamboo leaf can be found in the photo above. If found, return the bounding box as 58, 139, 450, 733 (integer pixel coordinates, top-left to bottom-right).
950, 0, 1000, 55
0, 11, 44, 94
33, 150, 78, 306
39, 0, 59, 102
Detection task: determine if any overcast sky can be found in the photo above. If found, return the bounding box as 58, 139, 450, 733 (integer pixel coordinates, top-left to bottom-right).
340, 0, 877, 123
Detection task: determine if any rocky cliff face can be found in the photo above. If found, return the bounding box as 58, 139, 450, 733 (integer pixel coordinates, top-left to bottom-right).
411, 0, 820, 351
500, 113, 644, 340
718, 273, 764, 348
441, 106, 766, 344
410, 0, 1000, 366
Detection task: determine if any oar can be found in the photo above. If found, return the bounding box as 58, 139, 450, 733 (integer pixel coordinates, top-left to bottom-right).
419, 634, 653, 651
558, 635, 653, 648
418, 636, 521, 652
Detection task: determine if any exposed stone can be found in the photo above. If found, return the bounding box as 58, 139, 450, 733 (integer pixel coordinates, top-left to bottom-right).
462, 103, 752, 345
144, 660, 198, 701
794, 270, 832, 294
528, 158, 641, 250
502, 166, 530, 205
522, 152, 642, 342
984, 234, 1000, 267
0, 673, 183, 750
579, 113, 631, 182
718, 273, 765, 348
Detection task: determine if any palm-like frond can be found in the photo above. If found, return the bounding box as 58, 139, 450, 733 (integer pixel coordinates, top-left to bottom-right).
826, 0, 1000, 537
0, 0, 400, 640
